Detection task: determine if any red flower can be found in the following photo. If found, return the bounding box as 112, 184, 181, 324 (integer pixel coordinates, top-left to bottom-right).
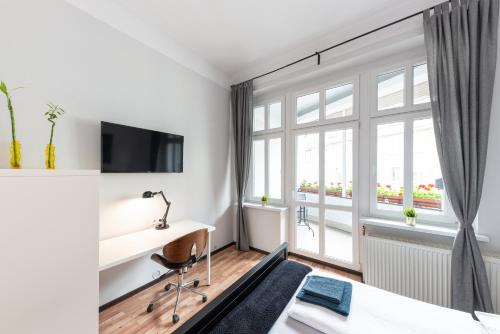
337, 182, 342, 186
428, 184, 434, 188
386, 185, 392, 189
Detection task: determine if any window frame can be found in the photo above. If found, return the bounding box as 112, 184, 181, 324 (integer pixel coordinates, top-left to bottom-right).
369, 110, 457, 227
370, 60, 431, 118
292, 76, 360, 130
248, 97, 286, 204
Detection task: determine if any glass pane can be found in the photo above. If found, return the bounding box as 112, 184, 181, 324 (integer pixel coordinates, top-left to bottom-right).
325, 129, 353, 206
377, 122, 404, 210
268, 138, 281, 199
325, 209, 353, 263
296, 133, 319, 203
413, 64, 430, 104
296, 205, 319, 254
413, 118, 444, 213
252, 140, 265, 197
297, 92, 319, 124
326, 83, 353, 119
269, 102, 282, 129
377, 69, 405, 111
253, 106, 265, 132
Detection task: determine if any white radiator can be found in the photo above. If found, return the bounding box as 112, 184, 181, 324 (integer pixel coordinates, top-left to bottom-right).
364, 236, 500, 313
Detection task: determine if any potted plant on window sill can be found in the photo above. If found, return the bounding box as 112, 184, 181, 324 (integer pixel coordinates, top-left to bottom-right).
403, 207, 417, 227
261, 195, 268, 207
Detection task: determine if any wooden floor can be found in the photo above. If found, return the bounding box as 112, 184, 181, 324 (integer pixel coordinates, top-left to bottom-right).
99, 246, 362, 334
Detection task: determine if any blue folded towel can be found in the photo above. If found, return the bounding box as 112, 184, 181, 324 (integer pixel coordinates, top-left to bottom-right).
297, 276, 352, 317
302, 275, 345, 304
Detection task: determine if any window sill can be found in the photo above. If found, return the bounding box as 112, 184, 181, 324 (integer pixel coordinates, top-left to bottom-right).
360, 217, 489, 243
243, 202, 288, 212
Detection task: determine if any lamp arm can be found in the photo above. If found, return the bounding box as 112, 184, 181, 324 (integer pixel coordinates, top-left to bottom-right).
158, 191, 171, 223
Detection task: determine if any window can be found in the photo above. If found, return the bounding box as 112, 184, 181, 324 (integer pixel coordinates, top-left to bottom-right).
376, 122, 404, 211
413, 63, 430, 104
377, 68, 405, 111
253, 101, 283, 132
326, 83, 354, 119
249, 99, 284, 202
372, 114, 454, 223
294, 78, 358, 127
372, 60, 453, 224
296, 92, 320, 124
253, 106, 265, 132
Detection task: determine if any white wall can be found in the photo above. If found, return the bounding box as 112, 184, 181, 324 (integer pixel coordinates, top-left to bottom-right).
0, 0, 234, 304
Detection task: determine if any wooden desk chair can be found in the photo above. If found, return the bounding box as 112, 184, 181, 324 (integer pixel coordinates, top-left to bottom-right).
146, 228, 208, 323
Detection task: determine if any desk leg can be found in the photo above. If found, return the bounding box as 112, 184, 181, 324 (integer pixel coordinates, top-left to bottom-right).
207, 232, 211, 285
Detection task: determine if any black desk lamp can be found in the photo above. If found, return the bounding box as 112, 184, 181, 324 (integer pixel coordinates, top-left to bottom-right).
142, 191, 171, 230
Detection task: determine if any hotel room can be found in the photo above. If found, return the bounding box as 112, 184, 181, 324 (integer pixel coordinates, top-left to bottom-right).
1, 0, 500, 333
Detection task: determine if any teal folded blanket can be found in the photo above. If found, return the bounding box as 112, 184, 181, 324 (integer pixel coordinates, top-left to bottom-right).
297, 276, 352, 317
302, 275, 345, 304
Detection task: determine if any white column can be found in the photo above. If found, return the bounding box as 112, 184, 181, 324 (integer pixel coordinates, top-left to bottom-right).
207, 232, 211, 285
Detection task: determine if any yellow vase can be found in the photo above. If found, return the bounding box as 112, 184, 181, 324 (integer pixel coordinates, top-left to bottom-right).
45, 144, 55, 169
10, 140, 21, 169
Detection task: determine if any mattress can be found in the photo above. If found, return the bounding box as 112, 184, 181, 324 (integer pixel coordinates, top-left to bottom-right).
269, 270, 485, 334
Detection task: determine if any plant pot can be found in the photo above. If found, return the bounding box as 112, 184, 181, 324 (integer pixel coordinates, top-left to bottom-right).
45, 144, 55, 169
261, 201, 268, 207
405, 216, 417, 227
10, 140, 21, 169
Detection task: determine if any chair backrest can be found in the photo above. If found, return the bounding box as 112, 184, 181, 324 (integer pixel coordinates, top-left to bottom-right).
162, 228, 208, 264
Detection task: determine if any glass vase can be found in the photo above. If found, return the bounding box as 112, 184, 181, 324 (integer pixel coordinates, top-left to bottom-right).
10, 140, 21, 169
45, 144, 55, 169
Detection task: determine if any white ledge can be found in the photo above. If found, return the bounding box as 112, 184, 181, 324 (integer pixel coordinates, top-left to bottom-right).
243, 202, 288, 212
360, 217, 489, 243
0, 169, 100, 177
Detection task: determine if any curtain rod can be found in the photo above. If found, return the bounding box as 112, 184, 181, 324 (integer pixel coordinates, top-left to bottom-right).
248, 3, 446, 82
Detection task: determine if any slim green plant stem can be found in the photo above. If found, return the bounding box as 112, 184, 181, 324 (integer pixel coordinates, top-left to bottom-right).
0, 81, 20, 165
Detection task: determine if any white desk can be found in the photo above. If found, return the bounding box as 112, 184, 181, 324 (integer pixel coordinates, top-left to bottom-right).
99, 220, 216, 285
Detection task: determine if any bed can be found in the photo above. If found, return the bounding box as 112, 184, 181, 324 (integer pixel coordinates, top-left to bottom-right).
173, 243, 485, 334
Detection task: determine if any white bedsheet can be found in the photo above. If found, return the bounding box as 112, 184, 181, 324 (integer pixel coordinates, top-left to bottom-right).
269, 270, 485, 334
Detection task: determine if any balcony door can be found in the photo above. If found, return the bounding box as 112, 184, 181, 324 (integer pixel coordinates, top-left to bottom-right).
291, 122, 359, 270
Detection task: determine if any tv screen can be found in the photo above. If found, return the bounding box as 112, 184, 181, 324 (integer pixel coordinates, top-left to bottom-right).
101, 122, 183, 173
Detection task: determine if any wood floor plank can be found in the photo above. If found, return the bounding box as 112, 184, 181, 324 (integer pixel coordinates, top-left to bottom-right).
99, 246, 362, 333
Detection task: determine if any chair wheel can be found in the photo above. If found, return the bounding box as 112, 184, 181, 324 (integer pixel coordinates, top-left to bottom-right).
146, 304, 154, 313
172, 314, 180, 323
193, 280, 200, 288
165, 283, 172, 291
202, 295, 208, 303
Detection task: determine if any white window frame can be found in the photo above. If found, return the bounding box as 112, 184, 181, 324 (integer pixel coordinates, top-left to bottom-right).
292, 76, 360, 130
370, 59, 431, 118
370, 110, 457, 227
289, 121, 360, 271
248, 97, 286, 204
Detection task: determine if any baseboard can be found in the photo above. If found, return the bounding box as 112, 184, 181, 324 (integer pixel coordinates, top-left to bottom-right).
99, 241, 236, 312
288, 251, 363, 278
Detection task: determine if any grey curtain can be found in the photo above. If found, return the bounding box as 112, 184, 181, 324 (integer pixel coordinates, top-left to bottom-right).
231, 80, 253, 251
423, 0, 498, 313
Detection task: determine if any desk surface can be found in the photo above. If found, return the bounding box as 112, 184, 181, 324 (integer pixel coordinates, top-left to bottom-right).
99, 220, 215, 271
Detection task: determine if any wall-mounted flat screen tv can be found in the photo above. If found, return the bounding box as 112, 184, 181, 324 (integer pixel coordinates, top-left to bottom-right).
101, 121, 183, 173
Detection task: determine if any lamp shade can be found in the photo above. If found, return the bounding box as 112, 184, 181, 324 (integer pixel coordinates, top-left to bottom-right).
142, 191, 154, 198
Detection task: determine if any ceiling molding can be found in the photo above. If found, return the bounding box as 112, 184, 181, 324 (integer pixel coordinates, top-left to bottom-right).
65, 0, 231, 89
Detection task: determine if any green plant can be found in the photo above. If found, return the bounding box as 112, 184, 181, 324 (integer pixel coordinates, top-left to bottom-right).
403, 207, 417, 218
44, 102, 65, 147
0, 81, 22, 166
261, 195, 268, 203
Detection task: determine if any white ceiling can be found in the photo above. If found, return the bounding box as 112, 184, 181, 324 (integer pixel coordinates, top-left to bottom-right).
71, 0, 443, 86
111, 0, 443, 78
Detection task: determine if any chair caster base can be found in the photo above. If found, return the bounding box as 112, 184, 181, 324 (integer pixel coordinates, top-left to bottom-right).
146, 304, 154, 313
202, 295, 208, 303
173, 314, 180, 323
165, 283, 172, 291
193, 280, 200, 288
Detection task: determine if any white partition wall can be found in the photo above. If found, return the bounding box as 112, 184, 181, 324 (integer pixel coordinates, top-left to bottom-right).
0, 170, 99, 334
